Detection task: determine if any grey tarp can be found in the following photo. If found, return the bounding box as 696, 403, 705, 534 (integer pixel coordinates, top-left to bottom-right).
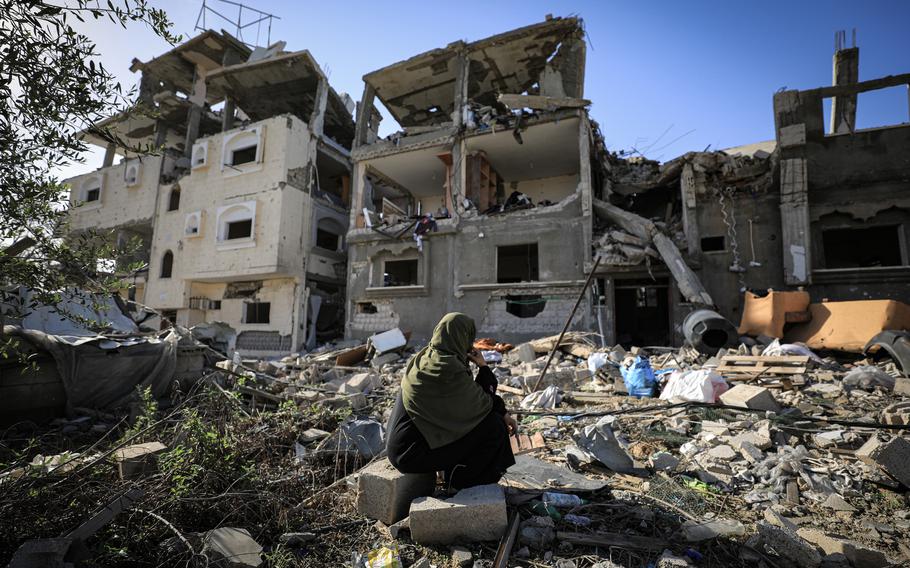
6, 326, 177, 411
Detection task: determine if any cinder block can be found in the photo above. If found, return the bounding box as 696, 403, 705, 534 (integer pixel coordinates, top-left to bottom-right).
113, 441, 166, 479
797, 528, 889, 568
327, 372, 380, 394
409, 483, 508, 544
516, 343, 536, 363
856, 435, 910, 487
719, 385, 780, 412
357, 458, 435, 525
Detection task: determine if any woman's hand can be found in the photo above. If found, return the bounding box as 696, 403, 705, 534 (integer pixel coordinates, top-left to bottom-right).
502, 413, 519, 436
466, 348, 487, 367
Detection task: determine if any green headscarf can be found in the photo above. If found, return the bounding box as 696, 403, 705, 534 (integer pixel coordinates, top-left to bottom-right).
401, 312, 493, 449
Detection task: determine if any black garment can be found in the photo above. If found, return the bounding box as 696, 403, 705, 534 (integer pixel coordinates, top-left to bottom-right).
386, 366, 515, 490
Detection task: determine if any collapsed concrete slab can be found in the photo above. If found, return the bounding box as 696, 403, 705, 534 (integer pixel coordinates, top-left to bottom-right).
356, 458, 435, 525
719, 385, 780, 412
797, 528, 889, 568
855, 435, 910, 487
409, 483, 508, 544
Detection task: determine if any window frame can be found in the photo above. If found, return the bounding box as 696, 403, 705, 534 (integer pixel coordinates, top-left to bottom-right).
184, 211, 203, 238
215, 200, 257, 250
221, 126, 264, 177
77, 174, 103, 207
243, 301, 271, 324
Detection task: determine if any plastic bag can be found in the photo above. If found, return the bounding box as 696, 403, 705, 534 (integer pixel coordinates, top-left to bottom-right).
353, 544, 403, 568
619, 356, 656, 398
587, 352, 611, 375
659, 369, 729, 403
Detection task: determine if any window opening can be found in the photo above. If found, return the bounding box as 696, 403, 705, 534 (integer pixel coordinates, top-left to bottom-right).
822, 225, 903, 268
356, 301, 378, 314
85, 188, 100, 202
167, 188, 180, 211
497, 244, 539, 283
160, 251, 173, 278
232, 145, 257, 166
384, 259, 419, 287
505, 295, 546, 318
316, 227, 340, 250
700, 236, 725, 252
244, 301, 271, 324
226, 219, 253, 240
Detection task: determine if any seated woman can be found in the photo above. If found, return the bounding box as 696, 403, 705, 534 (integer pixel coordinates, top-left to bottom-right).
386, 312, 517, 490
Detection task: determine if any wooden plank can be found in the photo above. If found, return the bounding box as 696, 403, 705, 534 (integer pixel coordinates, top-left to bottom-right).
720, 355, 809, 363
716, 366, 806, 375
557, 531, 664, 551
493, 512, 520, 568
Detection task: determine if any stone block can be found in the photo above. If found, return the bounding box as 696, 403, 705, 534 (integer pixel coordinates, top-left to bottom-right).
409, 483, 508, 544
356, 458, 435, 526
757, 521, 821, 568
719, 385, 780, 412
797, 528, 889, 568
894, 377, 910, 397
574, 368, 593, 381
371, 352, 400, 369
516, 343, 537, 363
855, 435, 910, 487
112, 441, 166, 480
328, 372, 380, 395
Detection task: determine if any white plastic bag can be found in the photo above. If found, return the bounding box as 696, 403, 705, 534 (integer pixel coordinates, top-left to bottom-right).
659, 369, 729, 403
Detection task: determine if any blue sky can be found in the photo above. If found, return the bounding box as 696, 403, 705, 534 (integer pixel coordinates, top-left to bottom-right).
63, 0, 910, 178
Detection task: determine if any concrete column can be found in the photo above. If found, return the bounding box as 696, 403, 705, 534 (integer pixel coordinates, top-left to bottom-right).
680, 162, 700, 257
780, 158, 811, 285
183, 67, 207, 158
183, 105, 202, 158
353, 84, 376, 150
102, 143, 117, 167
154, 120, 168, 149
309, 76, 329, 136
450, 138, 466, 216
830, 47, 859, 134
453, 52, 469, 128
222, 97, 235, 132
348, 161, 366, 228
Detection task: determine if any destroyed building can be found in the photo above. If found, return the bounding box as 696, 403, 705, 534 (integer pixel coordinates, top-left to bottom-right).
344, 17, 598, 343
63, 31, 356, 355
592, 42, 910, 349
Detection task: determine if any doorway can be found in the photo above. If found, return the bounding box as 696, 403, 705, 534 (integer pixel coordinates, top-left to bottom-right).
614, 277, 670, 348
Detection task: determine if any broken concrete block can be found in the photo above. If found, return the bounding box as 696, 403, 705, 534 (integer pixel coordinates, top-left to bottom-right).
739, 441, 764, 463
574, 368, 593, 381
855, 435, 910, 487
719, 384, 780, 412
756, 521, 821, 568
112, 441, 166, 480
371, 352, 400, 369
201, 527, 262, 567
681, 518, 745, 541
370, 328, 407, 354
327, 372, 381, 395
409, 483, 508, 544
450, 546, 473, 567
516, 343, 537, 363
763, 509, 798, 532
894, 377, 910, 397
649, 451, 679, 472
299, 428, 330, 443
519, 515, 556, 549
822, 494, 856, 513
797, 528, 889, 568
356, 457, 435, 525
707, 444, 737, 460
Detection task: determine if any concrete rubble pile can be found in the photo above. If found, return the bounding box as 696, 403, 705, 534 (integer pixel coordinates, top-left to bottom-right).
218, 325, 910, 567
